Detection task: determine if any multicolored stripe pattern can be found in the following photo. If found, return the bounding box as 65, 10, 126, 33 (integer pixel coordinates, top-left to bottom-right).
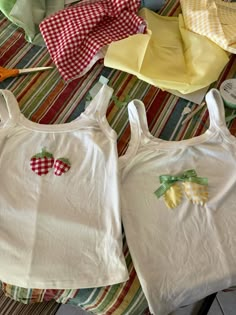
0, 0, 236, 314
0, 290, 60, 315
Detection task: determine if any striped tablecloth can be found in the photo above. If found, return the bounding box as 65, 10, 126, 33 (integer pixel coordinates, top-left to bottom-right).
0, 0, 236, 314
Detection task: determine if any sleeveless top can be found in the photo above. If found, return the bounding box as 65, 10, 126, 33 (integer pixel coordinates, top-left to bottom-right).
0, 85, 128, 289
119, 88, 236, 315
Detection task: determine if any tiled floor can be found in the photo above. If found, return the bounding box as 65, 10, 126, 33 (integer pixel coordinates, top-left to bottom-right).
56, 291, 236, 315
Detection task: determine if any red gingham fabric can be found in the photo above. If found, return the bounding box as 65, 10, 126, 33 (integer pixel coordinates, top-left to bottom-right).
54, 159, 71, 176
39, 0, 146, 81
30, 157, 54, 176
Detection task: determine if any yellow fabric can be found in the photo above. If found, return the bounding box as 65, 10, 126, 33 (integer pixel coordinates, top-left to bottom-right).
104, 8, 229, 94
183, 182, 208, 206
181, 0, 236, 54
163, 182, 209, 209
163, 183, 182, 209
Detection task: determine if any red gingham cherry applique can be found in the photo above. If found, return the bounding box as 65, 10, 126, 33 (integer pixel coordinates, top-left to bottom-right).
54, 158, 71, 176
30, 148, 54, 176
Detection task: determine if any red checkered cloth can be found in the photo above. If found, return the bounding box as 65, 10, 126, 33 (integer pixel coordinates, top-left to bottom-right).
39, 0, 146, 81
30, 157, 54, 176
54, 159, 71, 176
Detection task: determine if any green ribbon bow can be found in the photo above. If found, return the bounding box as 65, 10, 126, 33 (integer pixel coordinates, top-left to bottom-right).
154, 169, 208, 198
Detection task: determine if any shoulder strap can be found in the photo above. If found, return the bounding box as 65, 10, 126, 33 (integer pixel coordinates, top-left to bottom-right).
0, 90, 20, 128
84, 84, 117, 139
205, 88, 227, 130
128, 99, 150, 139
119, 99, 149, 164
85, 84, 114, 118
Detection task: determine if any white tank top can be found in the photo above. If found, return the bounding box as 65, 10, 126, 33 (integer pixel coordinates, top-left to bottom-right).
0, 85, 128, 289
119, 88, 236, 315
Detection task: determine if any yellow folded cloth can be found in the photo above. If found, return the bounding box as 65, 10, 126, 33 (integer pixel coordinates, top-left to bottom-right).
104, 8, 229, 94
181, 0, 236, 54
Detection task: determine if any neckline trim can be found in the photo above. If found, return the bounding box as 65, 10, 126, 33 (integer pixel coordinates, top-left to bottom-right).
18, 112, 92, 133
143, 128, 217, 148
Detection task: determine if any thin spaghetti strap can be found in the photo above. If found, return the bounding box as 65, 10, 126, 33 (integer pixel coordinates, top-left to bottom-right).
128, 99, 149, 139
0, 90, 20, 127
119, 100, 149, 165
85, 84, 113, 118
205, 88, 227, 130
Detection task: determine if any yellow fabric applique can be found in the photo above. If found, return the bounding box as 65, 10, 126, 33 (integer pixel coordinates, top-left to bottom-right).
164, 183, 183, 209
154, 169, 208, 209
182, 182, 209, 206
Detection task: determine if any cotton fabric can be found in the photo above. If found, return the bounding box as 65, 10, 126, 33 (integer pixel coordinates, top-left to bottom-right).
181, 0, 236, 54
120, 89, 236, 315
104, 8, 229, 94
0, 0, 64, 45
0, 85, 128, 289
39, 0, 146, 81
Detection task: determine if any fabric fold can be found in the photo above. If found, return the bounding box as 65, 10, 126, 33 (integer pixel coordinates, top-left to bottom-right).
0, 0, 65, 46
39, 0, 146, 81
180, 0, 236, 54
104, 8, 229, 94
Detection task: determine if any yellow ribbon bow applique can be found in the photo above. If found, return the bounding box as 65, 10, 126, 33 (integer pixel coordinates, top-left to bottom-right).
154, 169, 208, 209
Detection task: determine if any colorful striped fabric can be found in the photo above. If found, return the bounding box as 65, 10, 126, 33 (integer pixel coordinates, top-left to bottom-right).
0, 290, 60, 315
0, 0, 236, 314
